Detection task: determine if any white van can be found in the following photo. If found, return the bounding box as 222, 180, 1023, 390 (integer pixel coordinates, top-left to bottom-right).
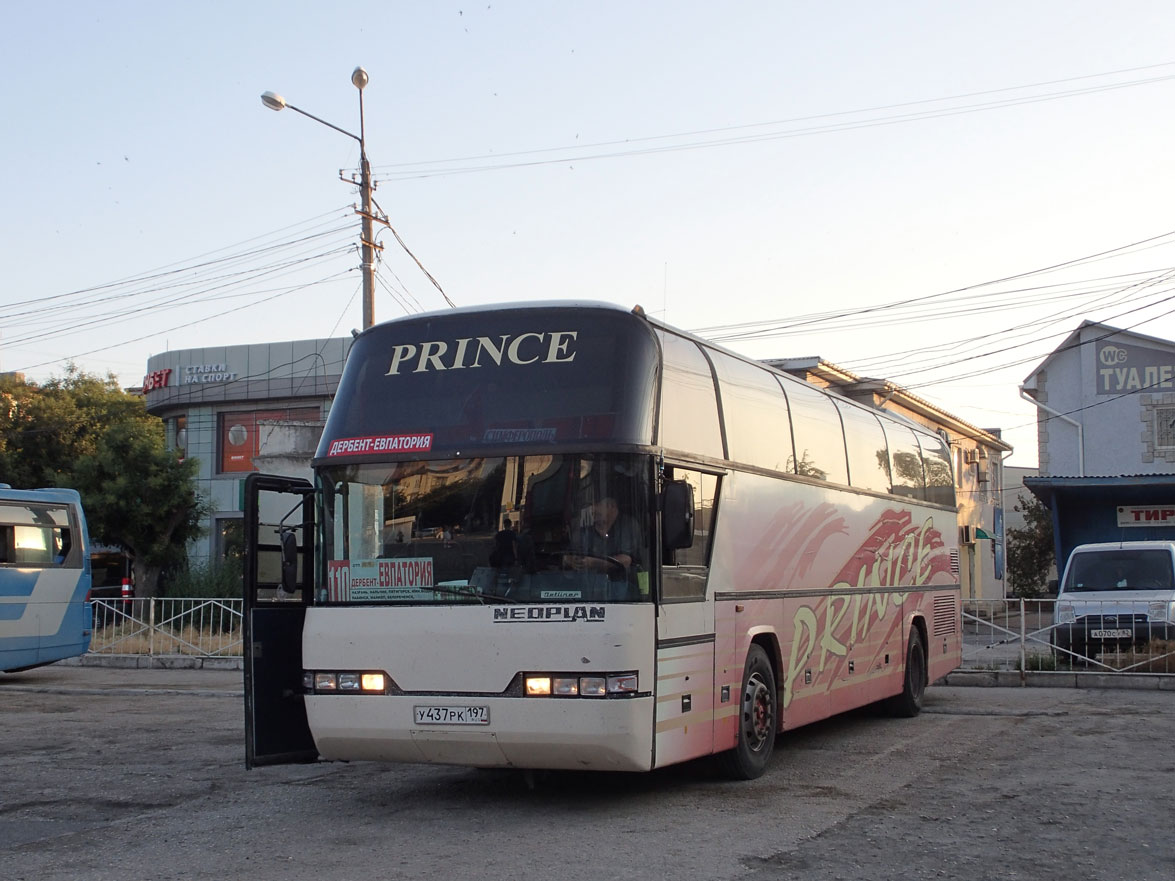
1052, 541, 1175, 658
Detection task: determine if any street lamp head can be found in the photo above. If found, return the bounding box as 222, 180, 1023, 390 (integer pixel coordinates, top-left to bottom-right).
351, 67, 369, 91
260, 91, 287, 112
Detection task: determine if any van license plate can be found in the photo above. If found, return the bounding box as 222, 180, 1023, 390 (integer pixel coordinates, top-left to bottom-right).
1090, 629, 1131, 639
414, 705, 489, 725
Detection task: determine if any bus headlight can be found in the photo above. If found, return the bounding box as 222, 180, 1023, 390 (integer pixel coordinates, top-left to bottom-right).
579, 677, 606, 696
315, 672, 339, 691
1056, 604, 1076, 624
306, 670, 389, 694
607, 673, 639, 694
552, 677, 579, 696
525, 672, 639, 697
361, 673, 386, 692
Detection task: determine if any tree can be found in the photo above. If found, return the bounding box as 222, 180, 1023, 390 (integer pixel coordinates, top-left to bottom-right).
73, 421, 206, 597
1006, 492, 1055, 598
0, 369, 205, 596
0, 368, 146, 487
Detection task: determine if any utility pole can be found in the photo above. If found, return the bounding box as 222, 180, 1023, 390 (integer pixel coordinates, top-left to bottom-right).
353, 67, 376, 330
262, 66, 379, 329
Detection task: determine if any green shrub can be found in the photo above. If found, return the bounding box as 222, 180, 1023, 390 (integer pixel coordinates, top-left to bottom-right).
164, 557, 243, 599
1019, 652, 1057, 672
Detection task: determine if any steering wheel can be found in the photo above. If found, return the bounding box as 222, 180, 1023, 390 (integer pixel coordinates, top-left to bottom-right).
562, 552, 627, 579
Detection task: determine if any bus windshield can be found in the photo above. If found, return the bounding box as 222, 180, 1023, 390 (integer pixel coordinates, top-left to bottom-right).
317, 452, 652, 605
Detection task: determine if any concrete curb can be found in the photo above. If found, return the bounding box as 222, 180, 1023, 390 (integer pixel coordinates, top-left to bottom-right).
941, 669, 1175, 690
59, 654, 243, 671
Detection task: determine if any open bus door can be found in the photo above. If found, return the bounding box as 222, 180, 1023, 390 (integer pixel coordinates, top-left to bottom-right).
243, 473, 319, 769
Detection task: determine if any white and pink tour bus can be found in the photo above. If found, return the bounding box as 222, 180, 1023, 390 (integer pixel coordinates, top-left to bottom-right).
244, 301, 961, 779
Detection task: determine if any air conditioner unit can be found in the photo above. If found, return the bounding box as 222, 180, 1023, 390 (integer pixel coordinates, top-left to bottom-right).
960, 525, 975, 544
963, 449, 979, 465
976, 459, 990, 484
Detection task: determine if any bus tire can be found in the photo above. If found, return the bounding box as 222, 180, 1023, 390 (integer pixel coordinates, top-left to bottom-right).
885, 627, 926, 718
719, 644, 776, 780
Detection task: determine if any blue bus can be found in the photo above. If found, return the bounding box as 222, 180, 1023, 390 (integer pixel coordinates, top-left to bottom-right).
0, 485, 93, 672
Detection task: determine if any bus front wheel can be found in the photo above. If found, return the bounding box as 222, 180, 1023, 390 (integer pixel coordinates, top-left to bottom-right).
885, 628, 927, 718
719, 644, 777, 780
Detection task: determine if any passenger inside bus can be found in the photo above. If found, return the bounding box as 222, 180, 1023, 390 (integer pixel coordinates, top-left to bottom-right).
489, 519, 518, 567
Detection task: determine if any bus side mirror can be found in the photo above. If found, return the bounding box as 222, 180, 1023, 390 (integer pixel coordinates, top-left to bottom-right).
662, 480, 694, 552
280, 529, 298, 595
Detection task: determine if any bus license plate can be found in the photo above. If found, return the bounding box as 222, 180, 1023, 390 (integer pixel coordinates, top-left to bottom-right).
1090, 629, 1132, 639
413, 705, 490, 725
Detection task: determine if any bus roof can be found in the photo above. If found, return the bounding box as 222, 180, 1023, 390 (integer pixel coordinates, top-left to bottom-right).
0, 486, 84, 505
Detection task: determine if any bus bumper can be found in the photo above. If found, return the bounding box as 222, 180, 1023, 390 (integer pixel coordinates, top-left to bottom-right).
306, 693, 655, 772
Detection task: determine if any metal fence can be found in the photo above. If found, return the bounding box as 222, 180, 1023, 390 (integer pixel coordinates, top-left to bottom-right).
88, 596, 1175, 679
962, 598, 1175, 676
90, 597, 243, 658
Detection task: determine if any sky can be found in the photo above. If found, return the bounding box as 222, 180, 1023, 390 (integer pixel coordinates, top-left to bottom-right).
4, 1, 1175, 468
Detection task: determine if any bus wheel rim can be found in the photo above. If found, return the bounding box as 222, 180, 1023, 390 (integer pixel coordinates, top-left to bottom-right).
743, 673, 773, 751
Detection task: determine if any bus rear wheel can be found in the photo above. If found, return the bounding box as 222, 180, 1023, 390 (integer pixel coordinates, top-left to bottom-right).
885, 628, 926, 718
719, 644, 776, 780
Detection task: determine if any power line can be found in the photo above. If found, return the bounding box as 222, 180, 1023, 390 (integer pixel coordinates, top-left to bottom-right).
694, 230, 1175, 341
844, 271, 1175, 379
371, 64, 1175, 182
3, 245, 356, 349
11, 269, 355, 375
370, 195, 455, 309
0, 209, 354, 314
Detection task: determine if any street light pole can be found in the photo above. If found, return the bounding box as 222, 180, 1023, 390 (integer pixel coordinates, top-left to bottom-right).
352, 68, 375, 332
261, 67, 377, 329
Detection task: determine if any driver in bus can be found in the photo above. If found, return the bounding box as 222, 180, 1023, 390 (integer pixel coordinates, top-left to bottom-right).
566, 496, 641, 578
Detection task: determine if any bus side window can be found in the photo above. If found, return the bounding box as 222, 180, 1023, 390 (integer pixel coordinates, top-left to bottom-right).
885, 423, 927, 501
661, 468, 718, 601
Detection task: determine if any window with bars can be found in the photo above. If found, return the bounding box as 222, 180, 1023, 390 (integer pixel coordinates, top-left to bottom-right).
1155, 407, 1175, 449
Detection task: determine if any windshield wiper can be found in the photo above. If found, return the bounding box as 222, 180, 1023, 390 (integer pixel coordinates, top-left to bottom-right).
426, 583, 521, 604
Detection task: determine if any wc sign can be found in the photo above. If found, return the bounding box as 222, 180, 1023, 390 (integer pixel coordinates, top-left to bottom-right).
1117, 505, 1175, 527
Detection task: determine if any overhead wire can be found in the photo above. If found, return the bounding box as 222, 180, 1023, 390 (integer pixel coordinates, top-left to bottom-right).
374, 269, 425, 316
844, 269, 1175, 378
845, 268, 1174, 372
11, 64, 1175, 378
898, 294, 1175, 392
681, 227, 1175, 412
372, 64, 1175, 182
3, 243, 357, 348
0, 209, 355, 315
694, 229, 1175, 341
892, 317, 1175, 452
13, 268, 357, 375
324, 279, 364, 340
5, 208, 365, 374
370, 195, 455, 308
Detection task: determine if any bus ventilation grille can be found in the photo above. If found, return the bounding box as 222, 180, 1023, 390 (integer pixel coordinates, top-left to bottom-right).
932, 596, 958, 637
948, 548, 960, 577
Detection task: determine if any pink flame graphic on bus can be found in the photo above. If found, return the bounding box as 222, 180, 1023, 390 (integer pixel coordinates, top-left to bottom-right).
833, 509, 953, 590
775, 509, 953, 709
738, 501, 850, 589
